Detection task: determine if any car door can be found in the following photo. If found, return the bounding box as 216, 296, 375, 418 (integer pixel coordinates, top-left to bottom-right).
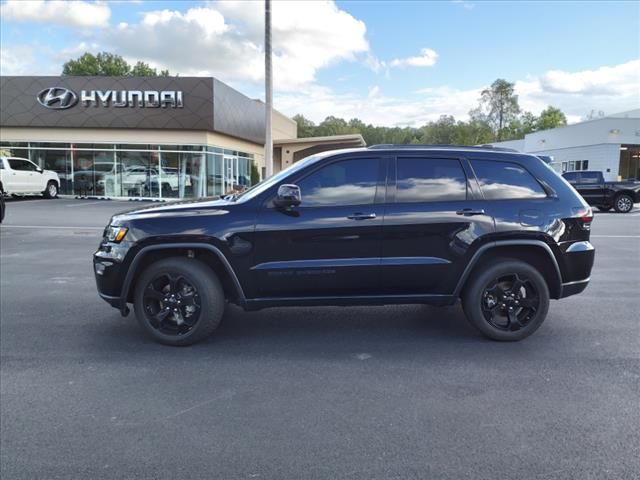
251, 155, 387, 298
23, 159, 43, 192
576, 171, 605, 205
379, 155, 495, 295
7, 159, 32, 193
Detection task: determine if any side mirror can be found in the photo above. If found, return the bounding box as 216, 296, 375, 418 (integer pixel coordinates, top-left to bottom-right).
274, 184, 301, 208
36, 167, 43, 173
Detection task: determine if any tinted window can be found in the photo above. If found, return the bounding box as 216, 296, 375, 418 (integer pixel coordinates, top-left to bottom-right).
579, 172, 601, 184
563, 172, 578, 183
396, 158, 466, 202
297, 158, 378, 206
472, 160, 546, 200
8, 159, 30, 171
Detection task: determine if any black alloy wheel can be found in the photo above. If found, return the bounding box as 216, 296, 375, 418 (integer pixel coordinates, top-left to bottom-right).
462, 259, 550, 341
134, 258, 225, 346
142, 273, 202, 336
481, 273, 539, 332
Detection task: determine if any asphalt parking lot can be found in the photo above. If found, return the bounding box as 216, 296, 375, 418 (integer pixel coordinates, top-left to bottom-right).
1, 198, 639, 480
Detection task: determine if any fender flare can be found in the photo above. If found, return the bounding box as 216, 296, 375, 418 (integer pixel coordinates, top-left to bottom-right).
119, 242, 246, 316
452, 239, 563, 298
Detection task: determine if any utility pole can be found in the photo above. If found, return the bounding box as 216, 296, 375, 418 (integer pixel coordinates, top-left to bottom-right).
264, 0, 273, 178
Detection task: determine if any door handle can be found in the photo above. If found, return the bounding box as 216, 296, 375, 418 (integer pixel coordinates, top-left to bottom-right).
347, 212, 376, 220
456, 208, 485, 216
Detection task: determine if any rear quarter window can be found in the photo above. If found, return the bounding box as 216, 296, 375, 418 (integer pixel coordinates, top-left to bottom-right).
471, 160, 547, 200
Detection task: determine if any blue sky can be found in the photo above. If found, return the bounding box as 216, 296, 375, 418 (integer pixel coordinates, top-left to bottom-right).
1, 0, 639, 126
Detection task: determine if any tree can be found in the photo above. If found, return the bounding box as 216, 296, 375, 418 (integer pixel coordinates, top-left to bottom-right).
536, 106, 567, 131
422, 115, 457, 144
452, 119, 494, 145
471, 79, 521, 141
250, 160, 260, 185
62, 52, 170, 76
292, 114, 316, 138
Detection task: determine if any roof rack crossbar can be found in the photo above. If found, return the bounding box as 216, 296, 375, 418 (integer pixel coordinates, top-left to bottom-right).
368, 144, 518, 152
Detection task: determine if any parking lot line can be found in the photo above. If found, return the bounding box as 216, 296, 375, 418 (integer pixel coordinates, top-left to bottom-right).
0, 225, 104, 230
65, 201, 108, 207
591, 235, 640, 238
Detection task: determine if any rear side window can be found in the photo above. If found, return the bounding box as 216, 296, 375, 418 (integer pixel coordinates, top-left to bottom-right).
396, 158, 467, 202
563, 172, 578, 183
472, 160, 546, 200
579, 172, 601, 184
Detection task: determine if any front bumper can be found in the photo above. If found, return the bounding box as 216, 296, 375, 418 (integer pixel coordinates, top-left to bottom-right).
94, 249, 130, 315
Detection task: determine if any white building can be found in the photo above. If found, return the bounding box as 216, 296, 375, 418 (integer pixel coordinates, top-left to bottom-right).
491, 110, 640, 181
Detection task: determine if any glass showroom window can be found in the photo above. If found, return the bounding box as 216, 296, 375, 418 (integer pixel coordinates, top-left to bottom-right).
30, 146, 74, 195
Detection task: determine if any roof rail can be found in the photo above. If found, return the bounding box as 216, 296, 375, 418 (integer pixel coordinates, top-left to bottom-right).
368, 144, 519, 152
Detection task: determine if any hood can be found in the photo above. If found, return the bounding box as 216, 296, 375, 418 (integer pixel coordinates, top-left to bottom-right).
111, 197, 233, 224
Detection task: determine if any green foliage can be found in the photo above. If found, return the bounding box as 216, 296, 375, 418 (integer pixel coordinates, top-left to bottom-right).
471, 78, 521, 140
62, 52, 171, 77
250, 160, 260, 185
536, 106, 567, 131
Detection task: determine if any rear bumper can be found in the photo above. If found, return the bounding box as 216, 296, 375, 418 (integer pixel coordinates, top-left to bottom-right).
559, 277, 590, 298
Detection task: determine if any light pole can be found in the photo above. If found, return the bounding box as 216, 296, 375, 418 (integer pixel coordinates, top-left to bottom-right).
264, 0, 273, 179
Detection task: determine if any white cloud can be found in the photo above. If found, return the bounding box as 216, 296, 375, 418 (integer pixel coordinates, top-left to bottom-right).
515, 59, 640, 119
275, 60, 640, 127
106, 1, 369, 90
451, 0, 475, 10
0, 45, 35, 75
0, 0, 111, 28
390, 48, 438, 68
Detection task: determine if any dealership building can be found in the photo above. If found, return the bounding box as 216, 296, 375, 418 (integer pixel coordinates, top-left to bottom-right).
0, 76, 364, 199
491, 110, 640, 181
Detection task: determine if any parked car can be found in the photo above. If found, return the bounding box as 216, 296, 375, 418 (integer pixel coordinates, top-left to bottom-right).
0, 157, 60, 198
562, 170, 640, 213
0, 188, 5, 223
94, 145, 595, 346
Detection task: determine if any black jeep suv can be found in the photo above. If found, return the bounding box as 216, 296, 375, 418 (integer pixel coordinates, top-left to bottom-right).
94, 145, 595, 345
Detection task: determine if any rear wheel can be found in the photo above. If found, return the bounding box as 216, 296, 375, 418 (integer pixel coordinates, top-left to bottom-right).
613, 194, 634, 213
133, 258, 225, 346
462, 259, 550, 341
43, 181, 58, 199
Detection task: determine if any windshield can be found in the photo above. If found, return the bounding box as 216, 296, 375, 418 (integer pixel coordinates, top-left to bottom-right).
234, 154, 322, 202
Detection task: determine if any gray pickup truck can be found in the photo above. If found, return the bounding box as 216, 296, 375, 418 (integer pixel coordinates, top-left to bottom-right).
562, 170, 640, 213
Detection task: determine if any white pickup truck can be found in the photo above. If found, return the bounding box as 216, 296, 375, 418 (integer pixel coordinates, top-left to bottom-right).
0, 157, 60, 198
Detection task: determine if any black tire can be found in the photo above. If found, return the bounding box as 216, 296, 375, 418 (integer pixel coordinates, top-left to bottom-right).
133, 257, 225, 346
613, 193, 634, 213
597, 206, 611, 212
462, 259, 550, 341
43, 181, 58, 199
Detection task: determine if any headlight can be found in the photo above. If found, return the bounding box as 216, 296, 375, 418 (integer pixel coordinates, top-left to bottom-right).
105, 226, 128, 243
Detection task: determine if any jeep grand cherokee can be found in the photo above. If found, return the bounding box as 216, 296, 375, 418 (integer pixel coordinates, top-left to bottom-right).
94, 145, 595, 345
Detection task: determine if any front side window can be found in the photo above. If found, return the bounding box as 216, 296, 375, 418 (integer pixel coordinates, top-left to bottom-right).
296, 158, 379, 206
8, 159, 29, 171
396, 158, 467, 202
472, 160, 547, 200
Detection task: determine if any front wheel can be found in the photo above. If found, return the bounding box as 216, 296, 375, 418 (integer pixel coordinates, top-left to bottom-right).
43, 181, 58, 199
613, 194, 634, 213
133, 258, 225, 346
462, 259, 550, 341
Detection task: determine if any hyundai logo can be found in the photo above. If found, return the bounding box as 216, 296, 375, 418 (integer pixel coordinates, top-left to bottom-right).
37, 87, 78, 109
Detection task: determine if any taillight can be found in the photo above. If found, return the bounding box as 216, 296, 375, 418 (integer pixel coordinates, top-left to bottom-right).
572, 206, 593, 229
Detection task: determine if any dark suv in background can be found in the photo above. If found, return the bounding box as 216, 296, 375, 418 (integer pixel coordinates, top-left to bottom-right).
94, 145, 595, 346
